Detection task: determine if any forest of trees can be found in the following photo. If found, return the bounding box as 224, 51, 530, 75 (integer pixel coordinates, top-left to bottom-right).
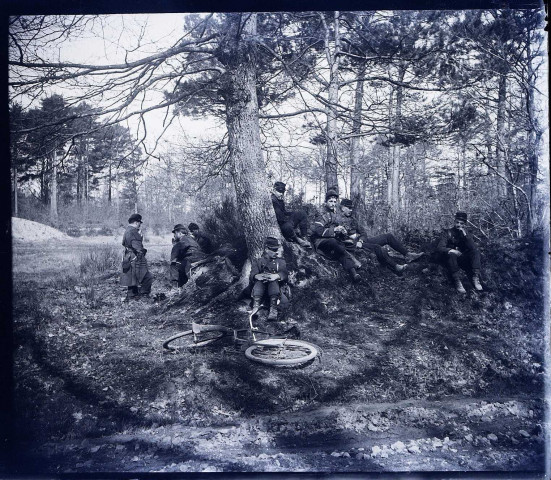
9, 10, 547, 255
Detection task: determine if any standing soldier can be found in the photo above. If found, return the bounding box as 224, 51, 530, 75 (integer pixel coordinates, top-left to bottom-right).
249, 236, 289, 321
271, 181, 311, 249
170, 224, 206, 289
120, 213, 154, 300
339, 198, 423, 274
188, 222, 214, 254
436, 211, 483, 293
311, 190, 362, 282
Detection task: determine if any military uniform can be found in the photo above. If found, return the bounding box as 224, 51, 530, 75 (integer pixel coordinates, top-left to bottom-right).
120, 224, 153, 297
311, 204, 357, 272
271, 193, 309, 241
340, 211, 409, 270
437, 227, 481, 274
249, 254, 289, 301
170, 235, 206, 287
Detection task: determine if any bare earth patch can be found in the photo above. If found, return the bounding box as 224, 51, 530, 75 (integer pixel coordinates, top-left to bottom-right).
9, 234, 546, 474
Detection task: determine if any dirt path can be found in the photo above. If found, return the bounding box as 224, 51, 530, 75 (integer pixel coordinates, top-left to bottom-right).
10, 237, 547, 474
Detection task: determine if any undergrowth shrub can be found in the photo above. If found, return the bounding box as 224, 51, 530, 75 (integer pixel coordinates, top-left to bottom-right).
202, 198, 248, 269
79, 246, 119, 276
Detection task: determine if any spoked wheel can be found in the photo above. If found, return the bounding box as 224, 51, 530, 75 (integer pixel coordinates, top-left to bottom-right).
162, 329, 225, 351
244, 338, 319, 366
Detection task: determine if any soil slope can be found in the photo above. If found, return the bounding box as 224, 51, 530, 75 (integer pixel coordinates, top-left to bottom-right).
9, 235, 547, 474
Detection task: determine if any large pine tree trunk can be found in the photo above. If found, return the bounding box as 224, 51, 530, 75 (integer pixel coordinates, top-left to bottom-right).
390, 64, 406, 218
220, 13, 280, 262
324, 11, 340, 192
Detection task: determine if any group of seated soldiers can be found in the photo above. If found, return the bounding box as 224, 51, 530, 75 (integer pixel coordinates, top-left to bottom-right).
121, 182, 484, 320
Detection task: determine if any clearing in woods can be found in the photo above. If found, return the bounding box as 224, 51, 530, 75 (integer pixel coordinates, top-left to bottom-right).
9, 226, 547, 473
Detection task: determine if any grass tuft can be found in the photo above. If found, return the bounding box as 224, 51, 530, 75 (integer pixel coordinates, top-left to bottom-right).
79, 246, 120, 276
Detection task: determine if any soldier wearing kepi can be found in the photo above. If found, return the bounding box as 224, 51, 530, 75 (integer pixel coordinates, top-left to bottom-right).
170, 224, 206, 288
249, 236, 288, 321
120, 213, 154, 300
188, 222, 214, 254
437, 211, 483, 293
271, 181, 311, 249
339, 198, 423, 274
311, 190, 362, 282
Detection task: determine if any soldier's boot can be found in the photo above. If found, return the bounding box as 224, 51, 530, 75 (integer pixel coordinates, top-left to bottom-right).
394, 263, 407, 274
348, 268, 361, 283
472, 270, 483, 291
453, 273, 466, 294
252, 296, 263, 311
267, 296, 279, 321
405, 251, 424, 263
295, 236, 312, 249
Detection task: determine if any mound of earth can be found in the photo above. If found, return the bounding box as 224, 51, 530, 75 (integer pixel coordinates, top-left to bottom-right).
12, 217, 71, 243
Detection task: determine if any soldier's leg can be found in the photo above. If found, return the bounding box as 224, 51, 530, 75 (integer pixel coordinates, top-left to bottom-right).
252, 281, 267, 309
127, 286, 139, 297
266, 280, 281, 320
290, 210, 309, 237
138, 271, 154, 295
366, 233, 408, 256
363, 242, 397, 268
279, 220, 298, 241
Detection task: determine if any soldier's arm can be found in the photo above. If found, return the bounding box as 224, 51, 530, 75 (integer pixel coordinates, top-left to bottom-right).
313, 211, 335, 238
130, 231, 146, 255
276, 259, 288, 283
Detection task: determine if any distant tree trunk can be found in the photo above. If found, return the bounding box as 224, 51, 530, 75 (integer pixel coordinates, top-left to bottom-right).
324, 11, 340, 192
108, 162, 112, 204
390, 63, 406, 217
13, 164, 18, 216
220, 13, 280, 261
50, 151, 59, 225
525, 33, 538, 232
350, 62, 365, 207
495, 73, 508, 198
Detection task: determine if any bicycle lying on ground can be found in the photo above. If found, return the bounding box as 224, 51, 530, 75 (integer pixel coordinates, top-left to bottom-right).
162, 307, 320, 366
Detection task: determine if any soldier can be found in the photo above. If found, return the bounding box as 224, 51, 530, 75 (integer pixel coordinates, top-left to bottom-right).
437, 211, 483, 293
170, 224, 206, 288
271, 181, 311, 249
188, 222, 214, 254
339, 198, 423, 274
249, 236, 288, 321
311, 190, 362, 282
120, 213, 154, 300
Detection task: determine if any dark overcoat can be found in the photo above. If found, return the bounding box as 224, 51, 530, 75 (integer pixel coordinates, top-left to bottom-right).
310, 205, 347, 249
120, 225, 149, 287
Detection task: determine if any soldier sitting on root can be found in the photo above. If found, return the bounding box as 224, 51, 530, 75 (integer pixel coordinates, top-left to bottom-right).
249, 236, 289, 321
339, 198, 424, 274
170, 224, 206, 290
271, 181, 312, 249
310, 190, 362, 282
436, 211, 483, 294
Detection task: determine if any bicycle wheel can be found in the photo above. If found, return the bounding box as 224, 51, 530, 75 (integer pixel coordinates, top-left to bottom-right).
162, 329, 225, 351
244, 338, 319, 366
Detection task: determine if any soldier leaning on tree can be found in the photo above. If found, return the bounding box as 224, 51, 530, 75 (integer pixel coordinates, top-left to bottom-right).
188, 222, 214, 254
271, 181, 312, 249
436, 211, 483, 294
339, 198, 423, 274
310, 190, 362, 282
249, 236, 289, 321
120, 213, 154, 301
170, 224, 206, 289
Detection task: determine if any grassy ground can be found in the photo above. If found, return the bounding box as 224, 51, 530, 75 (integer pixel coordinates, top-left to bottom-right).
8, 234, 547, 474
